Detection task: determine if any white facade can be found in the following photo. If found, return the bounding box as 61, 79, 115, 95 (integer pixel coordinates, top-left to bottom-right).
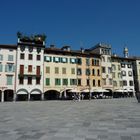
0, 45, 17, 102
15, 42, 45, 100
121, 61, 135, 92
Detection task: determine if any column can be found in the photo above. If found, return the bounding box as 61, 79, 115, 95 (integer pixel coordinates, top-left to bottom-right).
28, 94, 30, 101
41, 93, 44, 101
1, 91, 4, 102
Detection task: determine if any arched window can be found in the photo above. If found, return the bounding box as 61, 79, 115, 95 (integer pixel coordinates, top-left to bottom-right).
98, 80, 101, 87
92, 69, 95, 76
97, 69, 100, 76
93, 79, 95, 87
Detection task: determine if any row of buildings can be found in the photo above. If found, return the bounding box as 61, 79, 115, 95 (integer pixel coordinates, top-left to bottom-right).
0, 34, 140, 102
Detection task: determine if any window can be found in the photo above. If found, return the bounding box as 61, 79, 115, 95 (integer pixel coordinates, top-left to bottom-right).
70, 58, 76, 63
109, 79, 112, 85
129, 80, 133, 86
103, 79, 106, 85
86, 68, 90, 76
20, 53, 24, 59
8, 55, 13, 61
63, 79, 68, 85
121, 63, 125, 68
55, 78, 61, 85
61, 58, 68, 63
123, 80, 127, 86
93, 59, 100, 66
71, 68, 75, 74
62, 68, 66, 74
102, 67, 106, 73
46, 78, 50, 85
5, 64, 14, 72
36, 66, 40, 75
53, 57, 60, 62
122, 71, 126, 76
55, 67, 59, 74
28, 77, 32, 85
28, 65, 32, 72
20, 65, 24, 74
113, 81, 117, 87
37, 55, 41, 61
108, 67, 112, 73
36, 78, 40, 85
28, 54, 33, 60
0, 54, 3, 60
92, 69, 95, 76
70, 79, 77, 85
98, 80, 101, 87
0, 64, 3, 72
77, 79, 81, 86
86, 79, 90, 86
7, 75, 13, 85
86, 58, 90, 66
112, 64, 116, 71
46, 67, 50, 73
44, 56, 52, 62
19, 77, 24, 85
128, 71, 132, 76
127, 64, 132, 68
77, 68, 82, 75
97, 69, 100, 76
93, 79, 95, 87
77, 58, 82, 65
112, 72, 115, 78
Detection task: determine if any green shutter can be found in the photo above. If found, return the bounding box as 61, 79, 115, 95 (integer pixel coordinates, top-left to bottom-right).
46, 78, 50, 85
7, 76, 13, 85
0, 64, 3, 72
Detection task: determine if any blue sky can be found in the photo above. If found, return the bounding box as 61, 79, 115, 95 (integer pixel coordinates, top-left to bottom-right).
0, 0, 140, 56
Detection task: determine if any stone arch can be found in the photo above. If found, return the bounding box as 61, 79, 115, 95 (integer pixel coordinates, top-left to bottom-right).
4, 89, 14, 102
44, 90, 60, 100
30, 89, 42, 101
16, 89, 29, 101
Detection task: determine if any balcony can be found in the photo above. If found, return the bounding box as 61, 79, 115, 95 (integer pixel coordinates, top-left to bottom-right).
18, 71, 41, 77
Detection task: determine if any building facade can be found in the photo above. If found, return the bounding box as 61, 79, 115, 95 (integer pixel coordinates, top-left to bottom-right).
0, 45, 17, 102
15, 36, 45, 101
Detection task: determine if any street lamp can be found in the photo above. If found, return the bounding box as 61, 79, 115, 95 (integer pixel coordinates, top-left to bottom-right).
0, 87, 7, 102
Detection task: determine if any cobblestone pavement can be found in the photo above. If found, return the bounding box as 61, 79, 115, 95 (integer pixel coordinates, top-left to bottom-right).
0, 98, 140, 140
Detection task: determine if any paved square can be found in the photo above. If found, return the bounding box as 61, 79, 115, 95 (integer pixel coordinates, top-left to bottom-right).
0, 98, 140, 140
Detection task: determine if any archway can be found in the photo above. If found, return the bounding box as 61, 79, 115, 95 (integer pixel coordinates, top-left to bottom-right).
4, 90, 14, 101
16, 89, 28, 101
30, 89, 42, 101
61, 89, 73, 100
44, 90, 60, 100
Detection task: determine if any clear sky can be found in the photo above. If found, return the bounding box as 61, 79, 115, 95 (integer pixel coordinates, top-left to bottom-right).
0, 0, 140, 56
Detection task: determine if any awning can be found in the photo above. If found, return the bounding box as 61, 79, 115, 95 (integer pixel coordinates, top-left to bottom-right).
17, 91, 28, 95
30, 91, 41, 94
68, 89, 81, 93
114, 89, 124, 92
94, 89, 109, 93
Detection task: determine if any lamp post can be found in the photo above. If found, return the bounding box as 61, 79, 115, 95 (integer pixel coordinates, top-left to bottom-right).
0, 87, 7, 103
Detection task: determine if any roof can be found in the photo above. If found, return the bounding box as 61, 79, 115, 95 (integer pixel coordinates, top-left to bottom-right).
0, 44, 17, 49
44, 47, 101, 58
